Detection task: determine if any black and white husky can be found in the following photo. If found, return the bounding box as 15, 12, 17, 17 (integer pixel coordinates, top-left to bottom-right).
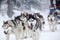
27, 14, 42, 40
34, 13, 45, 31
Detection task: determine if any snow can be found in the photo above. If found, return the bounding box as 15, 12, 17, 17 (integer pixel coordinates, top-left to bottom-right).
0, 9, 60, 40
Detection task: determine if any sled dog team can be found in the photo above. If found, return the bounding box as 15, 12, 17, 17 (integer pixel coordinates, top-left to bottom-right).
2, 10, 60, 40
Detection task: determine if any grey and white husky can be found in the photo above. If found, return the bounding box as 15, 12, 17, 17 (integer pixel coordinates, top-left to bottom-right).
48, 10, 60, 32
2, 12, 29, 40
2, 19, 24, 40
48, 13, 57, 32
15, 12, 29, 38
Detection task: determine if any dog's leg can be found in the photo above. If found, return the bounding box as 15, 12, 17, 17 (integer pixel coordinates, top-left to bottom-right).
32, 32, 36, 40
32, 32, 39, 40
32, 30, 39, 40
6, 34, 10, 40
42, 21, 45, 30
50, 23, 55, 32
15, 32, 20, 40
50, 25, 54, 32
24, 28, 27, 38
49, 24, 52, 31
41, 24, 45, 31
51, 26, 53, 32
53, 23, 57, 32
42, 24, 45, 29
35, 31, 39, 40
55, 26, 57, 31
54, 22, 57, 31
49, 22, 54, 32
24, 24, 29, 38
25, 27, 29, 38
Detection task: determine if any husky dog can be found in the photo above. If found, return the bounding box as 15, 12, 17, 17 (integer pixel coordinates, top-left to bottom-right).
15, 12, 29, 38
19, 12, 28, 23
27, 14, 41, 40
34, 13, 45, 31
54, 10, 60, 24
2, 19, 24, 40
20, 12, 29, 38
48, 13, 57, 32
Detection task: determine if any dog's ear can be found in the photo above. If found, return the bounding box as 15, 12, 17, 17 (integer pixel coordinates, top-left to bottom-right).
54, 11, 58, 16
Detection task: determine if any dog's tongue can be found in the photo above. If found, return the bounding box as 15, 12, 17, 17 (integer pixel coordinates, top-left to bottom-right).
28, 23, 33, 30
31, 24, 33, 29
31, 23, 33, 27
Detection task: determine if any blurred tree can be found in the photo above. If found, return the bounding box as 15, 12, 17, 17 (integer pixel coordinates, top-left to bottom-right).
7, 0, 14, 18
0, 0, 4, 12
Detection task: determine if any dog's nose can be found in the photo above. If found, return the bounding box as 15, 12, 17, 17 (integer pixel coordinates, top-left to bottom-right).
51, 18, 52, 21
4, 31, 8, 34
43, 21, 45, 24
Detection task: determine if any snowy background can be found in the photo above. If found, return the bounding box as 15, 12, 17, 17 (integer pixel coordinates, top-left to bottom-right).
0, 0, 60, 40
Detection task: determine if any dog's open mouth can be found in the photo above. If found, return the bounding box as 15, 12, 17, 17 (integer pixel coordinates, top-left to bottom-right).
28, 23, 33, 30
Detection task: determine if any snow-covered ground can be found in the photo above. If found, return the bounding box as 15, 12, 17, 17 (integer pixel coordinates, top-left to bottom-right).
0, 9, 60, 40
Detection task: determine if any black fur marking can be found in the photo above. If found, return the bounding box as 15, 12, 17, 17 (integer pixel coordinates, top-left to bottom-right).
23, 26, 25, 30
22, 23, 24, 26
4, 21, 8, 24
15, 15, 22, 21
24, 36, 27, 38
28, 14, 36, 20
36, 18, 42, 31
11, 20, 16, 26
35, 13, 43, 18
22, 22, 25, 30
